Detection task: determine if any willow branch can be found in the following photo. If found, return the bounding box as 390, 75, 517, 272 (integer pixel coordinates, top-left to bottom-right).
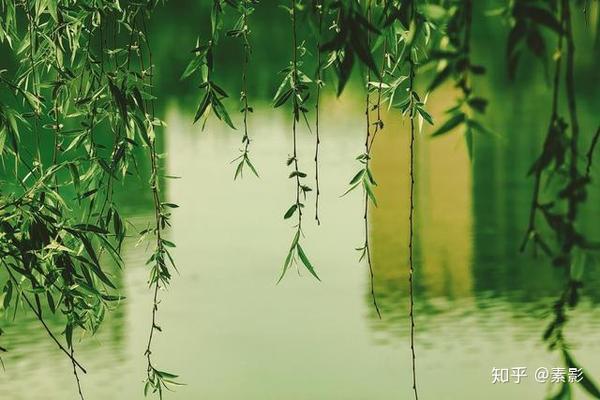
563, 0, 580, 224
585, 126, 600, 178
521, 3, 565, 252
2, 263, 87, 374
314, 0, 323, 225
408, 2, 419, 398
363, 1, 382, 319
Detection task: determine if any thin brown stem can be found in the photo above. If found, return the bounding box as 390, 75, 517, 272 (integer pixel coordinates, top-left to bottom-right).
563, 0, 579, 223
71, 346, 85, 400
364, 1, 382, 319
585, 126, 600, 178
292, 0, 302, 227
408, 67, 419, 400
408, 2, 419, 398
142, 9, 166, 387
314, 0, 323, 226
145, 139, 163, 377
242, 1, 251, 156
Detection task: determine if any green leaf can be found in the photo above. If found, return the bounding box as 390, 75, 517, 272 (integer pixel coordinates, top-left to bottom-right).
274, 89, 293, 108
3, 281, 12, 310
68, 163, 80, 192
564, 350, 600, 399
0, 128, 6, 155
297, 244, 320, 281
244, 157, 259, 177
342, 181, 361, 197
284, 204, 297, 219
65, 323, 73, 349
465, 128, 474, 161
428, 65, 451, 92
234, 160, 244, 180
181, 56, 203, 80
289, 171, 307, 178
47, 0, 58, 22
417, 107, 434, 125
162, 239, 176, 248
366, 167, 377, 186
364, 181, 378, 207
467, 119, 495, 136
570, 249, 586, 281
516, 4, 563, 33
156, 370, 179, 379
108, 80, 128, 121
349, 169, 365, 185
212, 96, 236, 129
46, 291, 56, 313
548, 382, 570, 400
193, 91, 211, 124
420, 4, 447, 20
277, 248, 294, 284
431, 112, 466, 137
72, 224, 108, 234
467, 97, 488, 114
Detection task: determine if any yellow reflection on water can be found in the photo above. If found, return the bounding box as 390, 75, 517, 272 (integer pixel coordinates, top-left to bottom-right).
369, 90, 473, 305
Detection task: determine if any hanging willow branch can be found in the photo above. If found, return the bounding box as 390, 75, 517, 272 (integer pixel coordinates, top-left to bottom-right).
520, 2, 565, 255
231, 0, 259, 179
1, 260, 87, 375
185, 0, 236, 129
49, 8, 84, 396
314, 0, 323, 225
0, 0, 152, 394
513, 0, 600, 396
407, 48, 419, 400
138, 7, 181, 398
400, 1, 433, 398
143, 133, 181, 398
426, 0, 489, 156
406, 29, 420, 400
275, 0, 319, 282
345, 0, 383, 319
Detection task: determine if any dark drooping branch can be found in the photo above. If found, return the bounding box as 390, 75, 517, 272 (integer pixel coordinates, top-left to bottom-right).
585, 126, 600, 178
362, 0, 383, 319
1, 261, 87, 374
276, 0, 320, 282
342, 0, 392, 320
520, 2, 565, 254
516, 0, 600, 397
407, 1, 419, 398
233, 0, 259, 179
314, 0, 323, 225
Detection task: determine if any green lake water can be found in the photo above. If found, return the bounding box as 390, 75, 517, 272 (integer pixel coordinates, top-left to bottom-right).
1, 93, 599, 398
1, 1, 600, 399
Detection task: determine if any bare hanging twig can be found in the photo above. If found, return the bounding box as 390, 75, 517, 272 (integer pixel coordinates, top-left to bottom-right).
407, 1, 419, 398
314, 0, 323, 225
363, 0, 383, 319
585, 126, 600, 178
564, 0, 580, 224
